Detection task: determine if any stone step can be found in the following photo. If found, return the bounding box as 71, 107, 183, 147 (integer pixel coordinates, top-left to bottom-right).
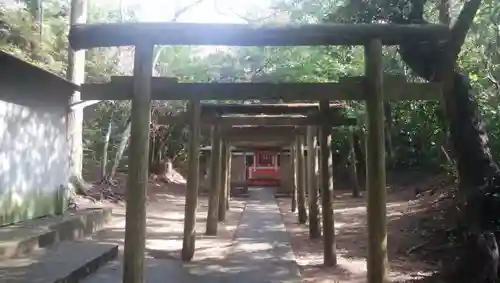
0, 239, 118, 283
0, 208, 112, 260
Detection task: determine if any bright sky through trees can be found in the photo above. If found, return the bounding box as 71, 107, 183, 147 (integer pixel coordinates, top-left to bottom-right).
130, 0, 272, 54
134, 0, 270, 23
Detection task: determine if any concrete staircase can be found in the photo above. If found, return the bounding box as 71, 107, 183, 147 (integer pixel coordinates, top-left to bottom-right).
0, 208, 118, 283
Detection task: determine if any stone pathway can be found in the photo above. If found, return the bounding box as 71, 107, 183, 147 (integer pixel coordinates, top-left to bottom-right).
83, 187, 302, 283
188, 187, 302, 283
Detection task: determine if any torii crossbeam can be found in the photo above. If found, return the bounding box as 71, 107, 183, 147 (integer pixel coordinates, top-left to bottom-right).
67, 20, 450, 283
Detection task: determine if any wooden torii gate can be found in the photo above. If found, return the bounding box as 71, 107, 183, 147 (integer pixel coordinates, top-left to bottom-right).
182, 102, 358, 261
69, 22, 449, 283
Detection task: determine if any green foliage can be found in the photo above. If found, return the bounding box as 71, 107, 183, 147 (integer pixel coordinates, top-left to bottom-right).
3, 0, 500, 179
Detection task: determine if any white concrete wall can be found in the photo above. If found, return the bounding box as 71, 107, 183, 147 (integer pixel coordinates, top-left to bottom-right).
0, 100, 69, 226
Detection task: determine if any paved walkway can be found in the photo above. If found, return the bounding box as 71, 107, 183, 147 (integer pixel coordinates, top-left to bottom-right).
189, 187, 302, 283
83, 187, 302, 283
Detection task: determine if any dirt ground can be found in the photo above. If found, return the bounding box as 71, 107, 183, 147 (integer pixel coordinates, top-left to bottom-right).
75, 169, 452, 282
73, 172, 245, 262
277, 173, 452, 283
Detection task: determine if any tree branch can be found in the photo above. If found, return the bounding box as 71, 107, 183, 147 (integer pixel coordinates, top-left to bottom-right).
152, 0, 208, 74
487, 71, 500, 91
213, 0, 280, 23
171, 0, 207, 22
447, 0, 483, 61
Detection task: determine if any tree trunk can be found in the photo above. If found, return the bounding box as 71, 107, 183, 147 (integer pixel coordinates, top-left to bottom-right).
149, 132, 157, 171
348, 133, 361, 197
107, 117, 131, 180
353, 132, 365, 186
384, 102, 395, 169
28, 0, 43, 40
67, 0, 88, 196
101, 117, 113, 180
397, 0, 497, 193
395, 0, 500, 281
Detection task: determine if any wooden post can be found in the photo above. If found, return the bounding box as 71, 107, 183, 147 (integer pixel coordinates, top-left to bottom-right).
364, 38, 388, 283
123, 43, 154, 283
319, 100, 337, 266
306, 126, 320, 238
315, 135, 320, 187
206, 125, 222, 235
218, 140, 229, 221
226, 146, 232, 210
244, 151, 250, 192
181, 100, 201, 261
291, 144, 297, 212
296, 135, 308, 224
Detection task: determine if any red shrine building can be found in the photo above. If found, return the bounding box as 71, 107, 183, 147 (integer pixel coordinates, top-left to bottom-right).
199, 146, 293, 191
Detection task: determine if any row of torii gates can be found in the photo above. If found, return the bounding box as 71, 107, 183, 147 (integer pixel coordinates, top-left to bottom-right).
69, 21, 450, 283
